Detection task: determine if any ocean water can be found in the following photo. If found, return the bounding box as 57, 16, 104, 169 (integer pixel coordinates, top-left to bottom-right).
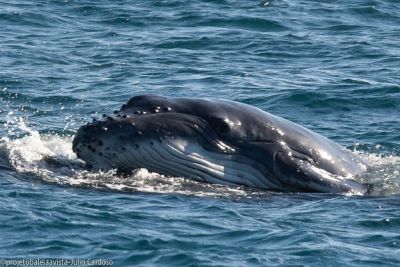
0, 0, 400, 266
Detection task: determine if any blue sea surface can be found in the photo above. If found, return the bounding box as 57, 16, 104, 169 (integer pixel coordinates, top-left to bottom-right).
1, 0, 400, 266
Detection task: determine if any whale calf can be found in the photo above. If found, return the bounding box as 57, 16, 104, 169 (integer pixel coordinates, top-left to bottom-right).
72, 95, 368, 194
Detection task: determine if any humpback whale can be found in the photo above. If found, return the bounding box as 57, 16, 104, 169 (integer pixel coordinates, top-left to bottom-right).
72, 95, 368, 194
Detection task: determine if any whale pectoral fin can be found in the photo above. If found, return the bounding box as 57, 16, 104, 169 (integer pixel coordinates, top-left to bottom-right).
275, 151, 368, 195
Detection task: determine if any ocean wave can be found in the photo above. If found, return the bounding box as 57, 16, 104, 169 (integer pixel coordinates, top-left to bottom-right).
283, 89, 400, 110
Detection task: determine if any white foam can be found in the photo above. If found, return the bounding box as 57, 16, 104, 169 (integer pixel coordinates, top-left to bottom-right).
357, 153, 400, 195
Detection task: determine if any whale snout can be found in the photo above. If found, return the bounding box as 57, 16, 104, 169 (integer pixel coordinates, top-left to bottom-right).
72, 123, 108, 162
73, 124, 101, 152
72, 118, 139, 166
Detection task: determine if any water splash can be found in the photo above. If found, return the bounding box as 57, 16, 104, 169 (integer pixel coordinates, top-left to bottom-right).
360, 153, 400, 195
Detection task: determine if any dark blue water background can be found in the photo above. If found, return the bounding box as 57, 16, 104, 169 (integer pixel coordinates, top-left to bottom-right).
0, 0, 399, 266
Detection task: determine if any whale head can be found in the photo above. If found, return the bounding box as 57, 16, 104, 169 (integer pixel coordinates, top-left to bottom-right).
73, 95, 368, 194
